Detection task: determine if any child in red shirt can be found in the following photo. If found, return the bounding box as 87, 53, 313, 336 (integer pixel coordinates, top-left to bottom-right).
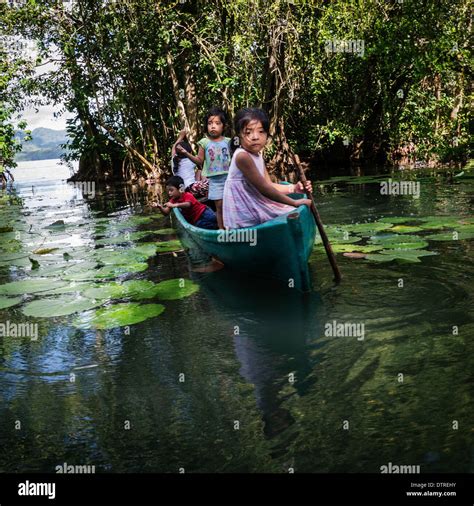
154, 176, 218, 229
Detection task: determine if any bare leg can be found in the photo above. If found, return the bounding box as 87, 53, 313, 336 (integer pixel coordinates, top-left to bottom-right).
215, 199, 224, 229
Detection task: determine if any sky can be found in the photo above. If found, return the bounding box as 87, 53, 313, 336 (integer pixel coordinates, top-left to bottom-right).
19, 104, 73, 131
14, 43, 73, 132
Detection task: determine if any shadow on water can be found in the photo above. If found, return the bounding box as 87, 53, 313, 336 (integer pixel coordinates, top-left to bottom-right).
189, 266, 324, 441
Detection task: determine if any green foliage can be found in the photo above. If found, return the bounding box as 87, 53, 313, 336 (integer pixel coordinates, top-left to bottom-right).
0, 0, 471, 175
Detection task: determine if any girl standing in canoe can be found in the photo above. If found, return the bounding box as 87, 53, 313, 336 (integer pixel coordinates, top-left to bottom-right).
223, 108, 312, 229
174, 108, 231, 229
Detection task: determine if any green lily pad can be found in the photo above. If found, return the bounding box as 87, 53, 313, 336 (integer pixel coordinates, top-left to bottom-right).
61, 261, 100, 281
132, 243, 159, 257
0, 256, 33, 268
153, 278, 199, 300
121, 280, 163, 300
425, 231, 474, 241
154, 228, 177, 235
330, 243, 384, 253
368, 234, 428, 250
0, 296, 22, 309
21, 296, 102, 317
93, 249, 147, 265
0, 253, 30, 262
73, 302, 165, 329
456, 224, 474, 233
318, 226, 362, 244
94, 230, 159, 245
0, 279, 68, 296
340, 222, 391, 233
365, 250, 438, 263
389, 225, 424, 233
418, 216, 464, 230
82, 282, 126, 300
82, 279, 172, 302
155, 240, 183, 253
40, 283, 93, 295
93, 263, 149, 278
382, 240, 429, 250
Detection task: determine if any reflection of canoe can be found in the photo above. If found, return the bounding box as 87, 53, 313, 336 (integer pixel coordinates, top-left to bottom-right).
172, 193, 316, 291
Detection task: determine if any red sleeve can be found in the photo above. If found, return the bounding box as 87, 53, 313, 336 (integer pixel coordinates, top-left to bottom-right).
182, 192, 198, 204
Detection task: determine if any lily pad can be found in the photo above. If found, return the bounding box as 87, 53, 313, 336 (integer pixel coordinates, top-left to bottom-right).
120, 280, 161, 300
94, 231, 159, 245
93, 263, 149, 278
21, 296, 102, 317
40, 283, 93, 295
152, 278, 199, 300
132, 243, 159, 257
365, 250, 438, 263
418, 216, 464, 230
425, 231, 474, 241
93, 249, 148, 265
73, 302, 165, 329
82, 282, 127, 301
155, 240, 183, 253
0, 279, 68, 296
0, 296, 22, 310
154, 228, 177, 235
369, 234, 425, 249
331, 243, 384, 253
389, 225, 424, 233
383, 240, 429, 250
61, 261, 100, 281
340, 222, 391, 234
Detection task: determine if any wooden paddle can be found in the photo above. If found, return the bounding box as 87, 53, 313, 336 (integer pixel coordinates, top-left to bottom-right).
291, 153, 342, 283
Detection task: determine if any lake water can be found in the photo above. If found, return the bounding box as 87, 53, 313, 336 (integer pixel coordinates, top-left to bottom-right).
0, 159, 472, 473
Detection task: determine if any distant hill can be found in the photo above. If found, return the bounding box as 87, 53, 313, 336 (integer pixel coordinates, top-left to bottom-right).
15, 127, 69, 161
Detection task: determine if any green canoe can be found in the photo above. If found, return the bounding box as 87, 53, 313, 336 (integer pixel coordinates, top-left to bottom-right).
172, 193, 317, 292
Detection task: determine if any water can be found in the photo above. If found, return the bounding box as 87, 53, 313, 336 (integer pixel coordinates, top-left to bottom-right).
0, 159, 472, 473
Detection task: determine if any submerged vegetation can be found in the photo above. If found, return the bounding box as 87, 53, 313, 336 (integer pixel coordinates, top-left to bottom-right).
0, 0, 471, 181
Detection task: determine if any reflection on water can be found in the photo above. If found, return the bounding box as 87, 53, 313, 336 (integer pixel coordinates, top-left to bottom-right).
0, 159, 472, 473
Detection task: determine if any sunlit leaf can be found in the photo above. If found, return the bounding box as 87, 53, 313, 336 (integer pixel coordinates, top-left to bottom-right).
0, 279, 68, 295
152, 278, 199, 300
73, 302, 165, 329
0, 296, 22, 309
21, 296, 102, 317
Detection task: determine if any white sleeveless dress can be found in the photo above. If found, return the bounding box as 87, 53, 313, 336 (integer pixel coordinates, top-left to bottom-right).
223, 148, 293, 229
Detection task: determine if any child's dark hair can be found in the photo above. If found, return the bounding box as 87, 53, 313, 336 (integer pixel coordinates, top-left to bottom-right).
175, 140, 192, 158
166, 175, 185, 189
204, 107, 228, 133
231, 108, 270, 153
172, 141, 193, 172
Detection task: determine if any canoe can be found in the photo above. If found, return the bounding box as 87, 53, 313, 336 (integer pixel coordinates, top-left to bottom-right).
172, 193, 317, 292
